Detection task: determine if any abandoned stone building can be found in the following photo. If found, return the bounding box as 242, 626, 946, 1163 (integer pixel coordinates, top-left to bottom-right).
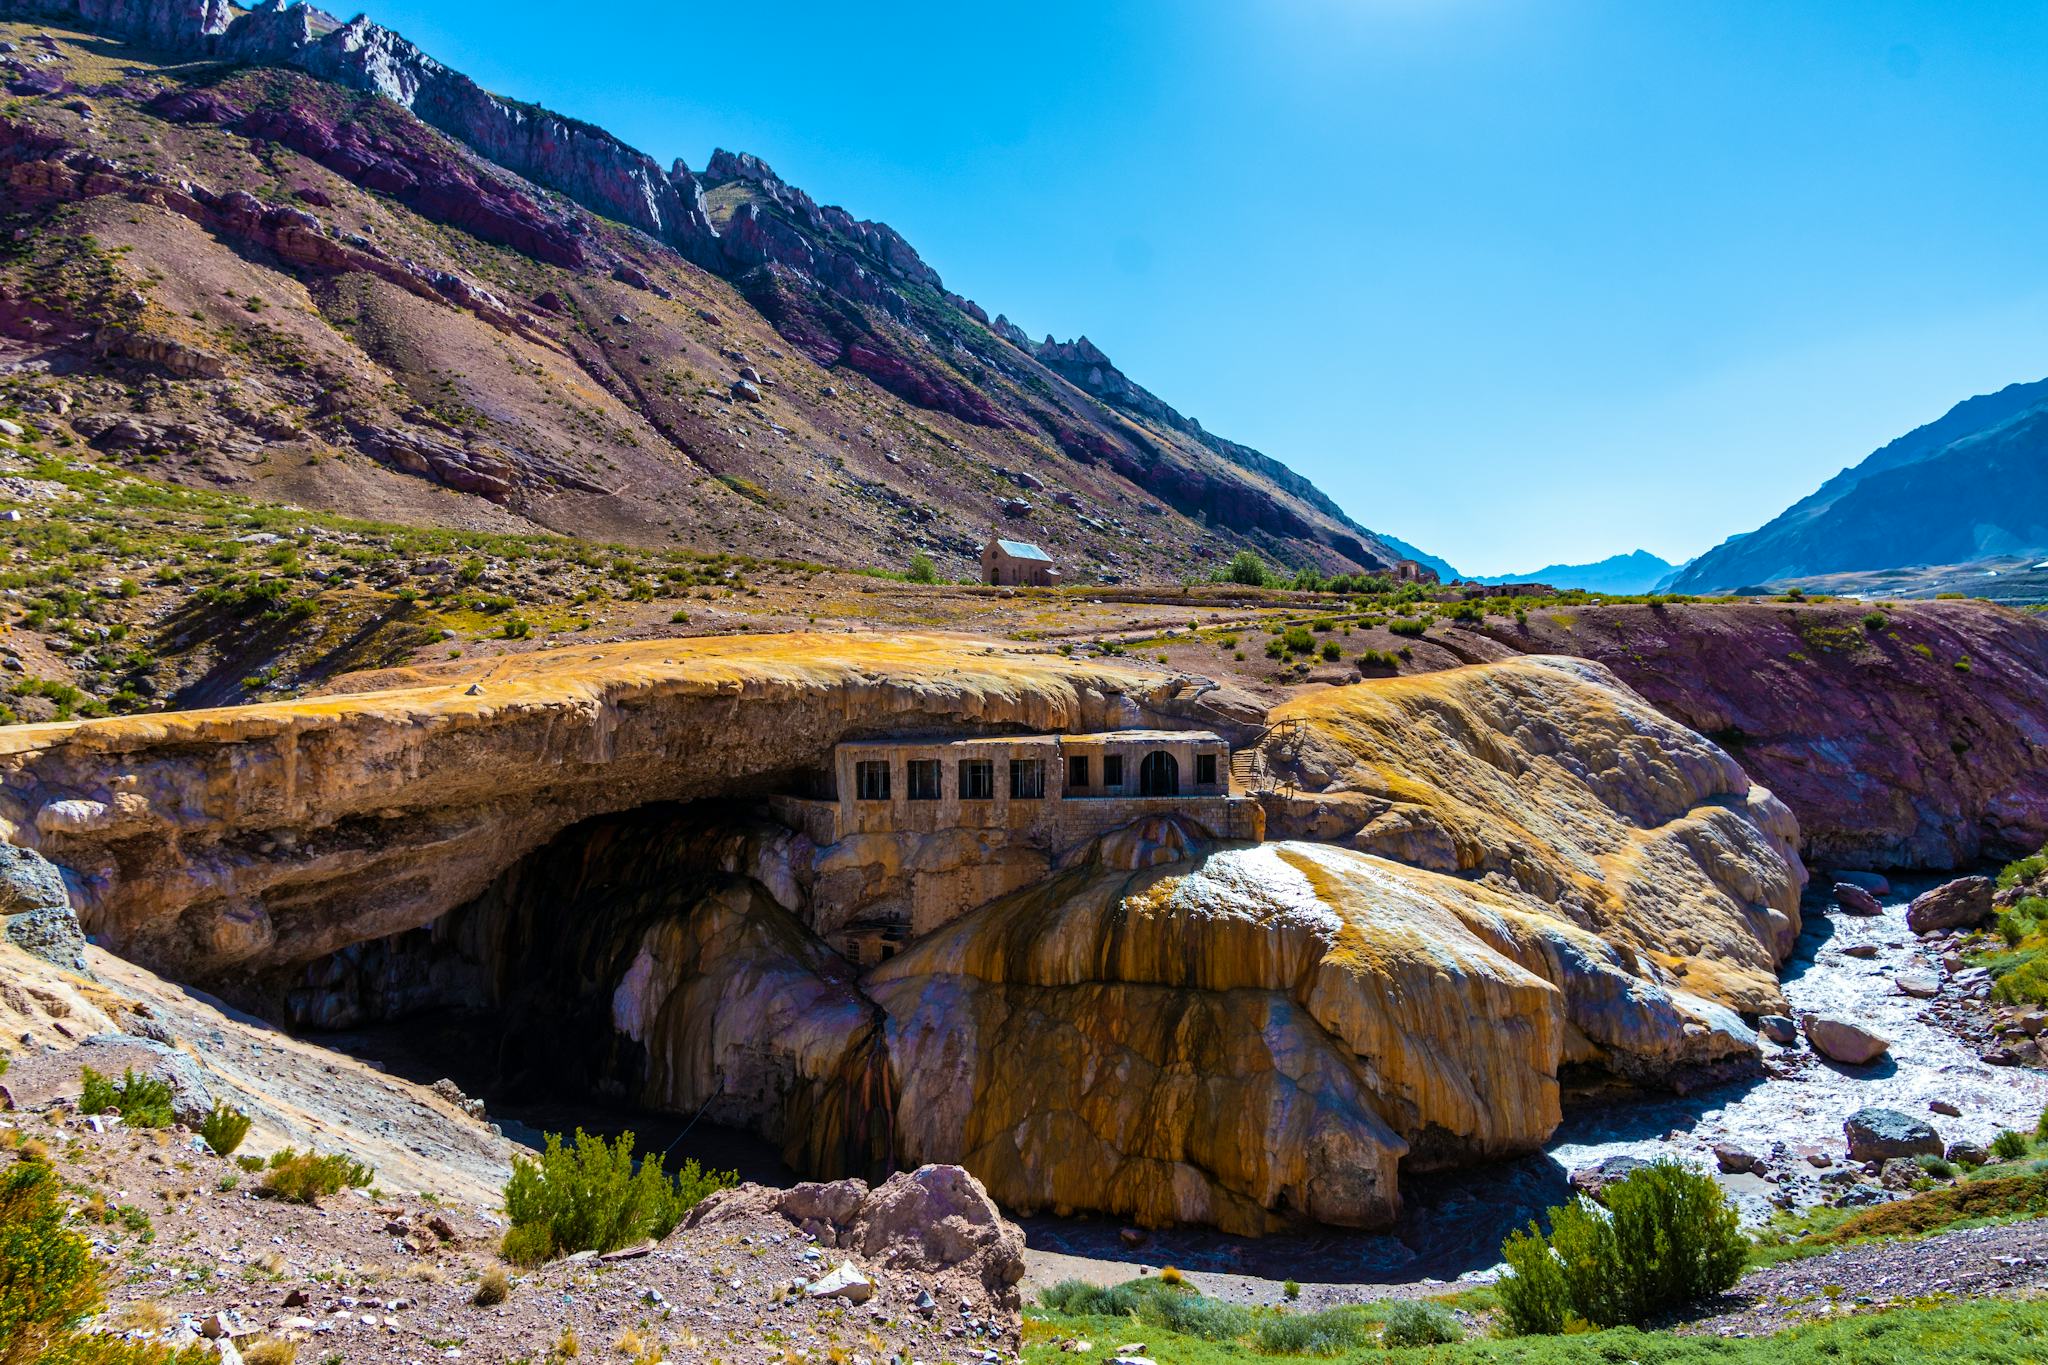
772, 730, 1263, 963
981, 537, 1057, 587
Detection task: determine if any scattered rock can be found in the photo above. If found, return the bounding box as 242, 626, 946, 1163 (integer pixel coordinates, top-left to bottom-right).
730, 379, 762, 403
1930, 1099, 1962, 1117
1804, 1016, 1890, 1066
1907, 876, 1994, 934
804, 1263, 874, 1303
1843, 943, 1880, 959
1844, 1107, 1944, 1163
1758, 1014, 1799, 1045
1833, 870, 1893, 896
1833, 883, 1884, 916
1948, 1140, 1990, 1165
1895, 970, 1940, 998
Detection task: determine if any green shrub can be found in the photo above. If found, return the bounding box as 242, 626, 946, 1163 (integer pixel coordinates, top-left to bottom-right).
78, 1067, 174, 1128
1917, 1154, 1956, 1180
500, 1129, 735, 1266
1037, 1279, 1141, 1316
1355, 648, 1400, 672
258, 1149, 373, 1205
1319, 640, 1341, 662
1861, 611, 1887, 630
0, 1160, 100, 1364
906, 552, 938, 584
2001, 846, 2048, 891
1380, 1298, 1463, 1346
471, 1267, 510, 1307
1497, 1160, 1744, 1334
198, 1104, 251, 1157
1992, 1130, 2031, 1160
1224, 551, 1270, 587
1388, 617, 1428, 638
1264, 637, 1287, 660
1281, 1278, 1301, 1300
1145, 1290, 1251, 1340
1251, 1306, 1370, 1352
1281, 626, 1316, 655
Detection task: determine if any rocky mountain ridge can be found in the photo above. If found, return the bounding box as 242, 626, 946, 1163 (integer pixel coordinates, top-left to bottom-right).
1469, 548, 1675, 594
0, 1, 1418, 580
1671, 378, 2048, 593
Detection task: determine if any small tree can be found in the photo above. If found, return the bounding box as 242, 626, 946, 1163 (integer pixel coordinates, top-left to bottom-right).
906, 552, 938, 585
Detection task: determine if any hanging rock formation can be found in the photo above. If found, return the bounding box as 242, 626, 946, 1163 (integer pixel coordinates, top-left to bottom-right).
0, 637, 1807, 1233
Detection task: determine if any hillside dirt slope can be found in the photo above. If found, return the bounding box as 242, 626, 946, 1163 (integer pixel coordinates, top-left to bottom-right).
0, 12, 1415, 585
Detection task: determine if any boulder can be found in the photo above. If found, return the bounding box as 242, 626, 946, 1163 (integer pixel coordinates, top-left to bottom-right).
1804, 1016, 1889, 1066
1569, 1155, 1650, 1203
1843, 943, 1879, 959
688, 1164, 1027, 1311
1832, 883, 1884, 916
1947, 1140, 1989, 1166
1907, 877, 1994, 934
1929, 1098, 1962, 1117
1713, 1143, 1765, 1175
1894, 970, 1940, 999
0, 843, 86, 973
730, 379, 762, 403
1758, 1014, 1799, 1045
1833, 870, 1892, 896
1844, 1107, 1942, 1163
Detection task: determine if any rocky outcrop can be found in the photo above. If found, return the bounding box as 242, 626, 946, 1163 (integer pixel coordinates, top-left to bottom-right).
0, 636, 1219, 979
1266, 655, 1806, 1016
0, 841, 84, 972
686, 1164, 1026, 1316
1475, 601, 2048, 869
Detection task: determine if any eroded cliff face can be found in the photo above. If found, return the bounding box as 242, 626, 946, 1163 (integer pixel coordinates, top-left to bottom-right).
0, 635, 1227, 979
1472, 601, 2048, 870
0, 639, 1807, 1234
1267, 656, 1807, 1015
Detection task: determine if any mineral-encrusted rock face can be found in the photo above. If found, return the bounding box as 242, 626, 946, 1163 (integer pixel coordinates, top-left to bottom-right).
1475, 601, 2048, 869
1, 640, 1808, 1234
0, 636, 1209, 979
1266, 655, 1806, 1015
863, 839, 1766, 1234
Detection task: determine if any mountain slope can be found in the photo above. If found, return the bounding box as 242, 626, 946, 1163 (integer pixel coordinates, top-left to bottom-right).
0, 1, 1429, 582
1470, 549, 1674, 593
1672, 378, 2048, 593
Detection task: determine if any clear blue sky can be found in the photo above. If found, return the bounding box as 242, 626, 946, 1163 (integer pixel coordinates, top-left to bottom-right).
362, 0, 2048, 576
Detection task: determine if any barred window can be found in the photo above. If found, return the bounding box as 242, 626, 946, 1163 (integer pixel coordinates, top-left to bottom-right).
907, 759, 942, 801
958, 759, 994, 801
855, 760, 890, 801
1196, 753, 1219, 786
1067, 755, 1090, 789
1010, 758, 1045, 800
1103, 755, 1124, 789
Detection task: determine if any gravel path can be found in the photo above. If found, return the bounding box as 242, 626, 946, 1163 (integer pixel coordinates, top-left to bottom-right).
1685, 1219, 2048, 1337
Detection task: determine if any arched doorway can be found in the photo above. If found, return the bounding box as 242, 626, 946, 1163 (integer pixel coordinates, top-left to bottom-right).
1139, 750, 1179, 797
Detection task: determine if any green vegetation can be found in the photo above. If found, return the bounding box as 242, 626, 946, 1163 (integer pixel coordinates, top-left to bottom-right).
906, 552, 938, 584
1498, 1161, 1743, 1334
1, 1157, 205, 1365
1025, 1285, 2048, 1363
198, 1103, 252, 1158
1388, 617, 1428, 638
257, 1148, 374, 1206
1381, 1300, 1464, 1346
77, 1067, 175, 1129
500, 1129, 735, 1267
1972, 842, 2048, 1005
